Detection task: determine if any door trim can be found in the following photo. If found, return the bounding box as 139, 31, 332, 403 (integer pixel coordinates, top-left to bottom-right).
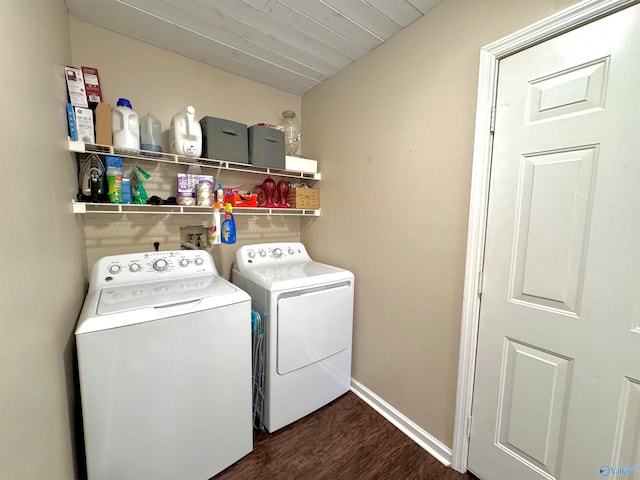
451, 0, 638, 473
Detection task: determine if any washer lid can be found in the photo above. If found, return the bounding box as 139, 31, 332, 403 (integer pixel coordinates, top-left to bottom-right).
235, 261, 353, 290
96, 274, 236, 315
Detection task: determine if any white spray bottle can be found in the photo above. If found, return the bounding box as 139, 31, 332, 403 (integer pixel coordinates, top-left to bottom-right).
209, 184, 224, 246
209, 203, 222, 246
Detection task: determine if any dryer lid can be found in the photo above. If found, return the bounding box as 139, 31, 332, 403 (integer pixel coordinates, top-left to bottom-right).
233, 242, 354, 290
235, 260, 353, 290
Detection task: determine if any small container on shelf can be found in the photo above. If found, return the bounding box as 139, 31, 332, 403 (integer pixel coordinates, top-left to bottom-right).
281, 110, 300, 156
287, 187, 319, 209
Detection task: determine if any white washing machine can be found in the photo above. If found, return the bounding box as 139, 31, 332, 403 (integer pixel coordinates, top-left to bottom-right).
76, 250, 252, 480
231, 242, 354, 432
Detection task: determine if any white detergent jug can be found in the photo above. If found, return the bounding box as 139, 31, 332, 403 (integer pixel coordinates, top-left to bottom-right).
112, 98, 140, 150
169, 105, 202, 157
139, 111, 162, 152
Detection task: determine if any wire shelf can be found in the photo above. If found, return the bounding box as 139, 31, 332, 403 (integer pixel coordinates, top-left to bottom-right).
72, 201, 320, 217
69, 139, 321, 181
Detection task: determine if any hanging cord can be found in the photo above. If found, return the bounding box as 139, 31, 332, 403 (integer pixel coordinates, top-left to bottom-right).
251, 310, 266, 430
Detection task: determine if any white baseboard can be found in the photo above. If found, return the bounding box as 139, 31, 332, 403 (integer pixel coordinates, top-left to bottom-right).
350, 379, 452, 467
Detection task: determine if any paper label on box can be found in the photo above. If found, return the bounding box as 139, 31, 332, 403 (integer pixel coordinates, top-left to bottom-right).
82, 66, 103, 103
65, 66, 88, 108
74, 107, 94, 144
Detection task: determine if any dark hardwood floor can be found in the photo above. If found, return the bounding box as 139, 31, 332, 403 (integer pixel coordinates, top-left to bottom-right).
212, 392, 475, 480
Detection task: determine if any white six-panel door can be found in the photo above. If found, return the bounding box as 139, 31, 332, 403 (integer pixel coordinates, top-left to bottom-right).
468, 4, 640, 479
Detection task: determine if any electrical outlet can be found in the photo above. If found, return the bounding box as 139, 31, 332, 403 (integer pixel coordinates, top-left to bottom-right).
180, 226, 209, 249
150, 238, 162, 252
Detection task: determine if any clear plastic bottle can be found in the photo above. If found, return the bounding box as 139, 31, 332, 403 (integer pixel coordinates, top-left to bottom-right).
139, 111, 162, 153
281, 110, 300, 155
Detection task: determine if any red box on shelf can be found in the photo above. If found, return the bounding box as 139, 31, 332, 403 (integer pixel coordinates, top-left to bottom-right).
81, 66, 103, 103
224, 192, 257, 208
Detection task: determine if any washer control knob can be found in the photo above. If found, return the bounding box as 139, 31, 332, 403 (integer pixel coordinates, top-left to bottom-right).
194, 257, 204, 266
153, 259, 168, 271
288, 248, 294, 255
248, 251, 256, 258
273, 248, 283, 257
108, 264, 121, 274
259, 249, 267, 257
129, 263, 141, 273
179, 258, 190, 267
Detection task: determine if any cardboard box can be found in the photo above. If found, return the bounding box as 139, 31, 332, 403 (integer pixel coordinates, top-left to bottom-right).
64, 66, 88, 108
94, 102, 112, 145
81, 66, 103, 104
286, 187, 319, 209
74, 107, 95, 144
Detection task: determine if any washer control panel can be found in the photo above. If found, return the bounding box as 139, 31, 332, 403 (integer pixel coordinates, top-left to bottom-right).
90, 250, 216, 288
235, 242, 311, 272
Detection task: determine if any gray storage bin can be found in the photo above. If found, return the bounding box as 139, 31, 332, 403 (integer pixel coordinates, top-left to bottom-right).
200, 116, 249, 163
248, 125, 285, 169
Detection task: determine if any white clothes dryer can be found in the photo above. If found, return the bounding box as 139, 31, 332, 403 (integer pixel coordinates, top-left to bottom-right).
231, 242, 354, 432
76, 250, 252, 480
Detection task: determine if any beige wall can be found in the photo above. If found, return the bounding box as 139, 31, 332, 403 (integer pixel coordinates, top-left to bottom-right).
0, 1, 88, 479
0, 2, 586, 477
301, 0, 578, 447
69, 17, 304, 278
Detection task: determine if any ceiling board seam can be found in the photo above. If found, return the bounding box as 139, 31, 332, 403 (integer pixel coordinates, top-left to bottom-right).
278, 0, 380, 50
119, 0, 320, 83
318, 0, 385, 42
216, 0, 354, 69
362, 0, 421, 28
240, 32, 329, 78
270, 0, 366, 59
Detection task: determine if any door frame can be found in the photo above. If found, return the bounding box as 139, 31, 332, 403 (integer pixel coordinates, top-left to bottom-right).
451, 0, 638, 473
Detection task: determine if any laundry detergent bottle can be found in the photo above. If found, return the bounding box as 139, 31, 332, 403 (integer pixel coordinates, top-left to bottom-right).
169, 105, 202, 157
139, 111, 162, 153
221, 203, 236, 244
112, 98, 140, 150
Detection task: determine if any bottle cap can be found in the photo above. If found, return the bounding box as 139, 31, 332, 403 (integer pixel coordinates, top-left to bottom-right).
116, 98, 132, 109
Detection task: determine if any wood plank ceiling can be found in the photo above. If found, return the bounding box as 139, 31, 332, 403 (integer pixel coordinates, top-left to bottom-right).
65, 0, 442, 95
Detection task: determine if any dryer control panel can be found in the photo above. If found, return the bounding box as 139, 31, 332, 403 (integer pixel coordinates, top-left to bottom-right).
89, 250, 217, 289
235, 242, 311, 271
